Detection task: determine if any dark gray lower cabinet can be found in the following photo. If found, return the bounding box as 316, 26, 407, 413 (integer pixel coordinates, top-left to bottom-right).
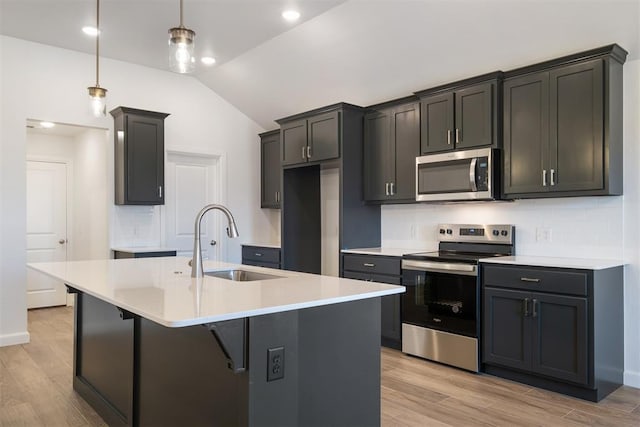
113, 250, 176, 259
341, 253, 402, 349
481, 263, 623, 401
71, 290, 381, 426
241, 245, 281, 269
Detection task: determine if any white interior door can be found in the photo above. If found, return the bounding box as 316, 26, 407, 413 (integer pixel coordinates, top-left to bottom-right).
26, 160, 68, 308
165, 153, 220, 260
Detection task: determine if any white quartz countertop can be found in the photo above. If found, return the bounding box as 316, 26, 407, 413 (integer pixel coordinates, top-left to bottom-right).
341, 247, 435, 257
480, 256, 625, 270
241, 243, 281, 249
111, 247, 177, 254
28, 257, 404, 328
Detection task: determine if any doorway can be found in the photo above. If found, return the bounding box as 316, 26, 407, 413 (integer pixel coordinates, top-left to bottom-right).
26, 120, 109, 308
164, 151, 223, 260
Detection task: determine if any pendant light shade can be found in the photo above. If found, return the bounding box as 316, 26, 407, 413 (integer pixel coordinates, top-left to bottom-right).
168, 0, 196, 73
87, 0, 107, 116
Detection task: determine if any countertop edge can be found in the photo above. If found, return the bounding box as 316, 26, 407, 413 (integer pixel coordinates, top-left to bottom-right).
479, 256, 625, 270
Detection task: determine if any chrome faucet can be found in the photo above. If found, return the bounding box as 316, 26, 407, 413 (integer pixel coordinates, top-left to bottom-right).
191, 204, 239, 278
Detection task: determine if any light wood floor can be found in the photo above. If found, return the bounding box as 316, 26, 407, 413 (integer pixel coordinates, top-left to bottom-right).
2, 307, 640, 426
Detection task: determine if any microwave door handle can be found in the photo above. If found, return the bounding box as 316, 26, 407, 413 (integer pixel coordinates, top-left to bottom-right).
469, 158, 478, 192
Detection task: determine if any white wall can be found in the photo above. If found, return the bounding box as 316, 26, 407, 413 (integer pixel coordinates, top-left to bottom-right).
381, 60, 640, 387
0, 36, 271, 346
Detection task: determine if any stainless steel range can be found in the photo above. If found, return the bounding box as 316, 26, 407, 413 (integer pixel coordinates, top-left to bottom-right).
401, 224, 515, 372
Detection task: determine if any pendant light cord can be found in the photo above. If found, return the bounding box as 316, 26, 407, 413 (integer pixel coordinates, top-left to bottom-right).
180, 0, 184, 28
95, 0, 100, 87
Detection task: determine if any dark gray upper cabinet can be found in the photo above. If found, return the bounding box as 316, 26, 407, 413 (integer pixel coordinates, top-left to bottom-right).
481, 262, 623, 402
416, 74, 500, 154
259, 130, 281, 209
503, 44, 626, 198
279, 110, 340, 166
110, 107, 169, 205
364, 99, 420, 203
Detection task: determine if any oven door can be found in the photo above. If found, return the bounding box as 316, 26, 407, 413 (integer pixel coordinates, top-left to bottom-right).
401, 260, 479, 337
415, 148, 494, 202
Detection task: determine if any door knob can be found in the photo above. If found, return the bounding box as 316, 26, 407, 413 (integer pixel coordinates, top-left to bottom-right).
210, 240, 217, 246
58, 239, 66, 244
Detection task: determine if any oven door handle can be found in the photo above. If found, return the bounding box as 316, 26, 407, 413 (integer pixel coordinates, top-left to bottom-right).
402, 260, 477, 276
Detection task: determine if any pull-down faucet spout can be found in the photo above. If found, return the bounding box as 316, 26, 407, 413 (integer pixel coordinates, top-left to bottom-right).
191, 204, 239, 278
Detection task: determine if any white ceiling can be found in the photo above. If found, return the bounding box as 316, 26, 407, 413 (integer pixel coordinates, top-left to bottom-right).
2, 1, 639, 129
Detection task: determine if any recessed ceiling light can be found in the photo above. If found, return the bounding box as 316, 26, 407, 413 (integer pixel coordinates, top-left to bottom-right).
201, 57, 216, 66
82, 26, 99, 36
40, 121, 56, 128
282, 10, 300, 22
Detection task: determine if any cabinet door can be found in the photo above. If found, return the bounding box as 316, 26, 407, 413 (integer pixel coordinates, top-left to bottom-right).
550, 59, 604, 192
364, 110, 391, 201
531, 293, 588, 385
381, 294, 401, 343
420, 92, 454, 154
455, 82, 493, 149
261, 133, 281, 208
125, 114, 164, 204
307, 111, 340, 162
390, 102, 420, 201
483, 287, 532, 371
503, 72, 550, 195
281, 119, 308, 166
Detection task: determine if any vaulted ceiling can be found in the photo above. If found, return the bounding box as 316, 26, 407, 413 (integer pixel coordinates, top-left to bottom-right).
2, 0, 639, 129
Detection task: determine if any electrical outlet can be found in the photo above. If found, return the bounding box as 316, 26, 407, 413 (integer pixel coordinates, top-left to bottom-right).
267, 347, 284, 382
410, 225, 416, 238
536, 227, 553, 242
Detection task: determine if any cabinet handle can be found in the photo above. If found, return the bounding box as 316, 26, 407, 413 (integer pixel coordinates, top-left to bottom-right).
158, 186, 162, 198
550, 169, 556, 186
520, 277, 540, 283
302, 146, 306, 160
255, 253, 263, 257
385, 182, 390, 196
523, 298, 530, 317
456, 128, 460, 144
307, 146, 311, 159
275, 191, 279, 203
447, 130, 451, 145
532, 299, 538, 317
363, 263, 375, 267
542, 170, 547, 187
390, 182, 395, 195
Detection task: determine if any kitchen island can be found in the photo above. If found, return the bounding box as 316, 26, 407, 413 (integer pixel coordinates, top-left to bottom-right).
28, 257, 404, 427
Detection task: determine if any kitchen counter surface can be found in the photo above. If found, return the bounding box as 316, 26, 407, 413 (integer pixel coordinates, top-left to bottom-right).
241, 242, 281, 249
480, 255, 625, 270
111, 246, 177, 253
28, 257, 404, 328
341, 247, 435, 257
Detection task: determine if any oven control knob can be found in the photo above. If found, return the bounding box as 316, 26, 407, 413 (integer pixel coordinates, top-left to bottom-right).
446, 229, 453, 235
492, 230, 500, 236
439, 228, 445, 234
501, 230, 508, 236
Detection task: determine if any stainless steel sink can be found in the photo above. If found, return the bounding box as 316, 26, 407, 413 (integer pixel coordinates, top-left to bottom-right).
204, 269, 283, 282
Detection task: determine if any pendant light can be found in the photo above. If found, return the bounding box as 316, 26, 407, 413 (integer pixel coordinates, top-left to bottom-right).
87, 0, 107, 117
168, 0, 196, 73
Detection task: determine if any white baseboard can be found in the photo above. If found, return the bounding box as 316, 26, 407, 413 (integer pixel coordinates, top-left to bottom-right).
624, 370, 640, 389
0, 331, 30, 347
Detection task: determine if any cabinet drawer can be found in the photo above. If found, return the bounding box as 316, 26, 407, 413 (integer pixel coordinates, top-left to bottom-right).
483, 264, 588, 296
342, 254, 401, 276
343, 270, 401, 285
242, 246, 280, 264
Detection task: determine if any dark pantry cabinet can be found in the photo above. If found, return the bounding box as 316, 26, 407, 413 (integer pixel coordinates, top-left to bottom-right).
110, 107, 170, 205
481, 262, 623, 402
341, 253, 402, 350
364, 98, 420, 202
416, 73, 501, 154
259, 130, 281, 209
502, 44, 626, 198
280, 110, 340, 167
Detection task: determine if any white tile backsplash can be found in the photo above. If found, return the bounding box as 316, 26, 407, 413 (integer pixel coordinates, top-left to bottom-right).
112, 205, 163, 248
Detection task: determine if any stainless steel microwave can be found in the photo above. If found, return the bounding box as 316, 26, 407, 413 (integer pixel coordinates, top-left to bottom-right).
415, 148, 498, 202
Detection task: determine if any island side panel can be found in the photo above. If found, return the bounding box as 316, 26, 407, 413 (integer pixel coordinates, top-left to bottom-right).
137, 318, 250, 427
298, 297, 381, 427
73, 292, 134, 427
